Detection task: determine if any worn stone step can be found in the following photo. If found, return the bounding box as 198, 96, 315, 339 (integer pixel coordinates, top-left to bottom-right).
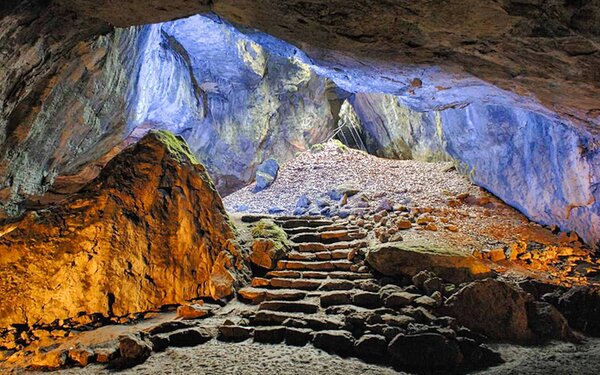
283, 224, 352, 235
240, 214, 271, 223
269, 278, 323, 290
313, 330, 356, 356
318, 279, 355, 291
320, 291, 355, 307
276, 218, 334, 229
266, 270, 374, 280
285, 327, 313, 346
249, 311, 345, 331
217, 325, 254, 342
253, 326, 287, 344
290, 231, 366, 244
295, 240, 368, 252
276, 260, 354, 271
250, 311, 298, 326
267, 278, 367, 292
287, 249, 352, 261
259, 300, 319, 314
238, 287, 307, 304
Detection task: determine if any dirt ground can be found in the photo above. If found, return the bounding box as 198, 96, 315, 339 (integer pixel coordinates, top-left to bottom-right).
26, 337, 600, 375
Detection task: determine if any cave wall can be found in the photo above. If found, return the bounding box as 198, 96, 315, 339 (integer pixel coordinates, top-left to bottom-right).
333, 92, 600, 246
341, 93, 450, 162
0, 1, 144, 216
439, 103, 600, 247
0, 10, 338, 213
131, 15, 337, 194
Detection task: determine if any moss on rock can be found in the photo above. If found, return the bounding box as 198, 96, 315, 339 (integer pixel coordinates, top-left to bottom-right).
249, 219, 292, 269
151, 130, 199, 164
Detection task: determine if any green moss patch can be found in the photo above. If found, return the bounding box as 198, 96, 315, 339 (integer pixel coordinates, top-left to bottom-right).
151, 130, 199, 164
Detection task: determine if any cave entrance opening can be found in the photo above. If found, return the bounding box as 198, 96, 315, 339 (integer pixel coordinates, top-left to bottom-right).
127, 14, 557, 254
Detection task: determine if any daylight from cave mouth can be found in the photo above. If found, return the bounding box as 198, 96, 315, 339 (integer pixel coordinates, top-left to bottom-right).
0, 1, 599, 374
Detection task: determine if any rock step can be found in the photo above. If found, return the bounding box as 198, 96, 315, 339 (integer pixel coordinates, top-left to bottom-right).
295, 240, 368, 252
287, 249, 352, 261
283, 224, 358, 235
259, 300, 319, 314
238, 287, 307, 304
266, 270, 374, 280
258, 277, 379, 291
267, 277, 351, 290
249, 311, 345, 331
275, 218, 334, 229
240, 214, 272, 223
276, 259, 354, 271
290, 231, 367, 244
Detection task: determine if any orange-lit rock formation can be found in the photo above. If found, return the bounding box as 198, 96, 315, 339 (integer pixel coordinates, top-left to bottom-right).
0, 130, 247, 330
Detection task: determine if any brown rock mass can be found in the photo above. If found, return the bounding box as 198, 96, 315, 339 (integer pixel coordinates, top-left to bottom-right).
0, 130, 247, 329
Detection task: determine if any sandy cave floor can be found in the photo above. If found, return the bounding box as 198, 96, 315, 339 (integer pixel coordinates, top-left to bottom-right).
26, 336, 600, 375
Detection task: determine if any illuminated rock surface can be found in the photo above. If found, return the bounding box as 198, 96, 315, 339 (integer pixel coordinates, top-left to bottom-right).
365, 240, 493, 284
0, 131, 247, 329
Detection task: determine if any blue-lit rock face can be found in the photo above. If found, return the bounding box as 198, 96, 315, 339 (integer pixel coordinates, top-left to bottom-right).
439, 104, 600, 247
129, 15, 336, 193
330, 90, 600, 246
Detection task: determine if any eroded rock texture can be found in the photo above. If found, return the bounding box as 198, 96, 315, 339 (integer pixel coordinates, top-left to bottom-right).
0, 131, 246, 329
0, 1, 143, 216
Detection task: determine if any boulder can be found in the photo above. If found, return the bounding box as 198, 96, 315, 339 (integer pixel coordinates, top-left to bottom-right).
526, 301, 577, 342
118, 333, 152, 365
383, 291, 420, 308
388, 333, 462, 370
313, 330, 355, 356
365, 239, 493, 284
442, 279, 560, 343
67, 347, 95, 367
253, 159, 279, 192
456, 337, 504, 370
0, 131, 247, 330
254, 327, 286, 344
285, 327, 312, 346
176, 303, 212, 320
168, 328, 212, 347
296, 194, 312, 209
218, 325, 254, 342
354, 334, 387, 361
249, 219, 291, 269
554, 286, 600, 336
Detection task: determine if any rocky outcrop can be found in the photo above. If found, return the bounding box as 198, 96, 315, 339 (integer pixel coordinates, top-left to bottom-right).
443, 279, 576, 343
0, 131, 247, 329
551, 286, 600, 336
365, 239, 493, 284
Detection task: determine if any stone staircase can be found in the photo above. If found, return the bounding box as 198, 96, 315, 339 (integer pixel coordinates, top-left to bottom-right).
217, 215, 501, 371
